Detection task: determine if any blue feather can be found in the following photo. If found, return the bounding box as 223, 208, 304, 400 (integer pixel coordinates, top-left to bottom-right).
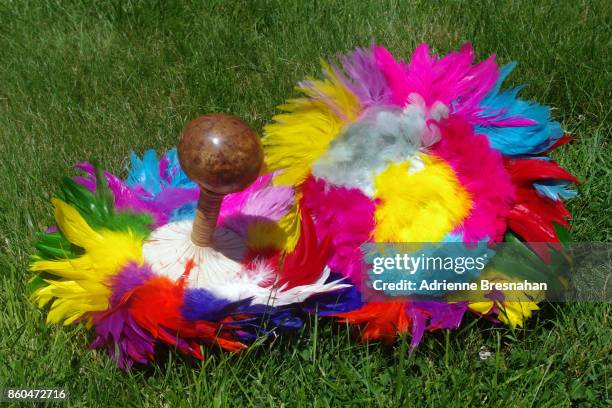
125, 149, 199, 221
126, 148, 197, 193
169, 203, 198, 222
476, 62, 564, 155
182, 289, 253, 321
182, 276, 360, 342
160, 148, 197, 189
533, 180, 577, 201
126, 150, 164, 195
300, 282, 362, 315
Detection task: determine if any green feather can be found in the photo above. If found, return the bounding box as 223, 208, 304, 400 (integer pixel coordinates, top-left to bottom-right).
491, 232, 571, 292
34, 231, 78, 260
54, 169, 153, 238
553, 223, 571, 244
32, 164, 154, 269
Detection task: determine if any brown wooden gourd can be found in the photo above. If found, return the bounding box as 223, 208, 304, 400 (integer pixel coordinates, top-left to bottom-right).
177, 113, 263, 247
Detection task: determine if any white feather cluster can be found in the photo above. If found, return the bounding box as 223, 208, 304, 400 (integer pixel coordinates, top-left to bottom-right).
143, 221, 349, 306
311, 94, 447, 196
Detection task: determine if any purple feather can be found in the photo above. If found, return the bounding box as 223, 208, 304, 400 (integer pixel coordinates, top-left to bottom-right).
182, 289, 253, 321
90, 308, 155, 370
108, 262, 154, 304
74, 163, 168, 225
405, 301, 468, 348
332, 46, 392, 109
90, 263, 156, 370
76, 161, 201, 226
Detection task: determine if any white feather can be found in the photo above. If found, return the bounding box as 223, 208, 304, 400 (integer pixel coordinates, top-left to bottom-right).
143, 221, 349, 306
311, 95, 443, 196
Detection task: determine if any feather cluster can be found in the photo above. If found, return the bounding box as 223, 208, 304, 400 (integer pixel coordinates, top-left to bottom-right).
263, 43, 578, 347
31, 42, 579, 367
30, 152, 358, 369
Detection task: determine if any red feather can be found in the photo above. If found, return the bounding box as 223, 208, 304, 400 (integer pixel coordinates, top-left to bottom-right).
275, 205, 332, 289
504, 158, 577, 260
336, 302, 410, 343
544, 134, 573, 154
129, 273, 246, 359
505, 157, 579, 185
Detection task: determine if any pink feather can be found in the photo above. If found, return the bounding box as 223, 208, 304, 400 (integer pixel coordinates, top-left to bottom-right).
301, 175, 376, 284
431, 116, 515, 242
374, 43, 499, 126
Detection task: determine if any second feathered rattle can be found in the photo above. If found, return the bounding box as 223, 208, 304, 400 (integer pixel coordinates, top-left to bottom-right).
30, 113, 355, 369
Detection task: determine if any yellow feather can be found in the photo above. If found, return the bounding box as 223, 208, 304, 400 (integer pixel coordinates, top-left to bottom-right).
263, 63, 359, 187
496, 301, 539, 327
466, 300, 539, 328
465, 301, 494, 314
373, 155, 472, 243
300, 61, 360, 122
276, 190, 302, 252
52, 198, 103, 248
246, 221, 287, 250
31, 200, 143, 325
462, 269, 542, 328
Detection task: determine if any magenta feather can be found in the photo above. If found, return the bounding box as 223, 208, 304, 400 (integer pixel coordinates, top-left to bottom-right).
431, 116, 515, 242
374, 43, 499, 126
302, 176, 376, 284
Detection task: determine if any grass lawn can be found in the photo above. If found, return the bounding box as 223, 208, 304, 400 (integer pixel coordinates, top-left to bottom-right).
0, 0, 610, 406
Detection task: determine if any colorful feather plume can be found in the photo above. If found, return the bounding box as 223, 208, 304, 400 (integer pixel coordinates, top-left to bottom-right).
263, 43, 578, 347
30, 42, 579, 367
30, 151, 358, 369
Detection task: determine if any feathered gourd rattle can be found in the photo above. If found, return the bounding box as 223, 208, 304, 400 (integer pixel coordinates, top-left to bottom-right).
262, 43, 578, 347
30, 42, 580, 367
30, 114, 354, 369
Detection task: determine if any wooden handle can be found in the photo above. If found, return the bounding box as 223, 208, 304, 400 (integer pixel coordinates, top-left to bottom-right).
190, 189, 223, 247
177, 113, 263, 247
